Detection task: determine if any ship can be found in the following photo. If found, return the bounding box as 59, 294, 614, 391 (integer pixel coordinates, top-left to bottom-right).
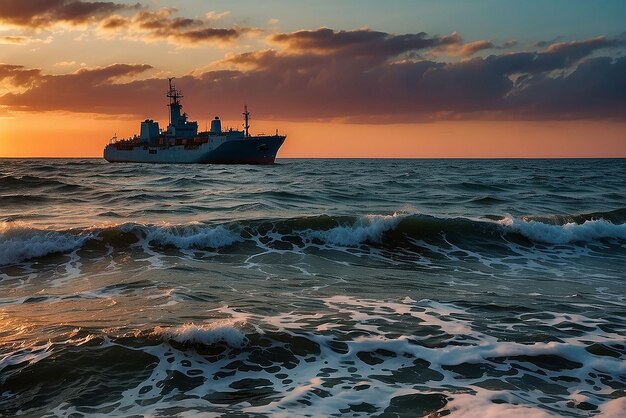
104, 79, 286, 164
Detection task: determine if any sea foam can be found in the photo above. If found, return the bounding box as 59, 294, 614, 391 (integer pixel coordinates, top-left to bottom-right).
445, 391, 557, 418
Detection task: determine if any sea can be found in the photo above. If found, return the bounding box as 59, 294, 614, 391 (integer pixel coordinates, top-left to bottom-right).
0, 158, 624, 417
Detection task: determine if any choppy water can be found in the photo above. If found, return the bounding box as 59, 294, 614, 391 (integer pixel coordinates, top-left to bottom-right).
1, 158, 625, 417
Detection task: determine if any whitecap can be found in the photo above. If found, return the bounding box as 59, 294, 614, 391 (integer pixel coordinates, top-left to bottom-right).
153, 321, 247, 347
499, 216, 626, 244
0, 222, 90, 266
304, 213, 408, 246
144, 224, 241, 249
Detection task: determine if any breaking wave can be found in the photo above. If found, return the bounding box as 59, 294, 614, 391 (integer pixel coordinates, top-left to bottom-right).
0, 222, 241, 266
143, 224, 242, 249
500, 215, 626, 244
153, 321, 247, 347
0, 222, 90, 266
303, 213, 407, 246
1, 209, 625, 266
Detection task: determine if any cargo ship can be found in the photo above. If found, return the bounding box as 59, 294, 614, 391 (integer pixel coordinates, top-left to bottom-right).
104, 79, 286, 164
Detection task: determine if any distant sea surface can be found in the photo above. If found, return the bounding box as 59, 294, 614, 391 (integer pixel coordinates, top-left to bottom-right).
1, 158, 625, 417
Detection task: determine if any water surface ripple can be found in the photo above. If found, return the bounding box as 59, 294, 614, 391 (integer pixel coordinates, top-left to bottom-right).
0, 158, 624, 417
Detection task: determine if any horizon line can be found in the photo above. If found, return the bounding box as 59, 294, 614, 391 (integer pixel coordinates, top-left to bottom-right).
1, 156, 625, 160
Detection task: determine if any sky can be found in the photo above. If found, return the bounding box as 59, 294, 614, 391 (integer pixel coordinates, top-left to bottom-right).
0, 0, 625, 158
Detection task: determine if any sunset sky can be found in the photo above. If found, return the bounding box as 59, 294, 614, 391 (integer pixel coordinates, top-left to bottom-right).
0, 0, 625, 158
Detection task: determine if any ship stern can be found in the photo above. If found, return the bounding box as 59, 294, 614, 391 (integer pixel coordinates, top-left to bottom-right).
204, 135, 286, 164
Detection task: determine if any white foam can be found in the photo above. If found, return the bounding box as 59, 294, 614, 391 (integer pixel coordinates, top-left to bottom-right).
144, 224, 241, 249
325, 295, 475, 336
499, 216, 626, 244
305, 213, 407, 246
445, 391, 558, 418
0, 340, 53, 372
0, 222, 89, 266
153, 320, 247, 347
597, 397, 626, 418
36, 296, 625, 418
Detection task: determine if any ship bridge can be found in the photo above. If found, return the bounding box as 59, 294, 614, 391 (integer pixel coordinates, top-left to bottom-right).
166, 78, 198, 139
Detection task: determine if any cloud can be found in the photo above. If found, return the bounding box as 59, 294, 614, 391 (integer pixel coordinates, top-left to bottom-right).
54, 61, 77, 66
98, 8, 246, 46
205, 11, 230, 22
0, 105, 14, 118
269, 28, 461, 58
0, 2, 243, 47
0, 0, 140, 28
545, 36, 624, 61
1, 63, 154, 113
454, 40, 495, 57
170, 27, 241, 45
506, 56, 626, 119
1, 32, 624, 122
100, 15, 128, 29
0, 64, 41, 87
0, 36, 34, 45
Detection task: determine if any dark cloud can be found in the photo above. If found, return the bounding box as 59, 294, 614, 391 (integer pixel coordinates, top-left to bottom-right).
0, 2, 243, 46
172, 28, 240, 44
1, 64, 154, 113
131, 9, 201, 30
0, 64, 41, 87
269, 28, 461, 58
481, 36, 625, 77
0, 0, 140, 28
506, 56, 626, 118
99, 8, 245, 45
501, 40, 518, 49
101, 15, 130, 29
1, 32, 624, 122
545, 36, 625, 60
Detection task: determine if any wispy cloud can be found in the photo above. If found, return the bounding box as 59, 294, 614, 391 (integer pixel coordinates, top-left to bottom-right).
0, 2, 249, 48
0, 36, 36, 45
98, 7, 248, 46
0, 0, 140, 28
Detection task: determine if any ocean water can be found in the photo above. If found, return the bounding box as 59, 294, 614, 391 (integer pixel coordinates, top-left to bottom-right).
0, 158, 625, 417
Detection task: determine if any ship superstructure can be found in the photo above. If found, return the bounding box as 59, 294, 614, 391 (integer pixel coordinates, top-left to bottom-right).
104, 79, 286, 164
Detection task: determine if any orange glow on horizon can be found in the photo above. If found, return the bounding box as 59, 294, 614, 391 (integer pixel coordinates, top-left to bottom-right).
1, 112, 625, 159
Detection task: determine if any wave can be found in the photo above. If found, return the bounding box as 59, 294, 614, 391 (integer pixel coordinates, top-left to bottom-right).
0, 175, 81, 191
153, 321, 247, 347
499, 216, 626, 244
0, 222, 90, 266
1, 209, 625, 266
304, 213, 407, 246
0, 222, 240, 266
0, 194, 52, 205
522, 207, 626, 225
142, 224, 241, 249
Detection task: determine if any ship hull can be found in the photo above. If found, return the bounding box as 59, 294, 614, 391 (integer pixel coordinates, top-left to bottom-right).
104, 136, 285, 164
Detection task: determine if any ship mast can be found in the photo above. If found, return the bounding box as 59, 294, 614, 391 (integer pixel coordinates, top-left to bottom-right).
167, 77, 183, 125
243, 105, 250, 138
